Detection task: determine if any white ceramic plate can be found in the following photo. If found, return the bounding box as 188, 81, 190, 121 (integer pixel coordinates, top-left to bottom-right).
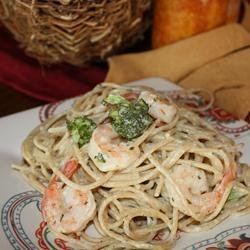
0, 77, 249, 250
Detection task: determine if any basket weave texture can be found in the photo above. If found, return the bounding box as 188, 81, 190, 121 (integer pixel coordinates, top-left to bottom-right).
0, 0, 151, 66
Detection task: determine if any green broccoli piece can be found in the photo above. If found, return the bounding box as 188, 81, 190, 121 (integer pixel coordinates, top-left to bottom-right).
227, 189, 240, 201
103, 94, 130, 106
67, 116, 96, 147
227, 186, 248, 202
104, 94, 153, 140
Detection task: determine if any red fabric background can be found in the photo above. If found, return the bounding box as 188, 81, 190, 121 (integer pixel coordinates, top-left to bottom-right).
0, 27, 108, 102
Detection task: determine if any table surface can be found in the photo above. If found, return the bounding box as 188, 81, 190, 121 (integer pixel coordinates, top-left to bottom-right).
0, 84, 46, 118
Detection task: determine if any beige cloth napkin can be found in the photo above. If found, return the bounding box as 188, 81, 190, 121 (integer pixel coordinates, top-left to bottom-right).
106, 23, 250, 120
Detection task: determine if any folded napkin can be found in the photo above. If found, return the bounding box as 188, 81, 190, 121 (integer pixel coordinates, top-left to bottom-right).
106, 23, 250, 121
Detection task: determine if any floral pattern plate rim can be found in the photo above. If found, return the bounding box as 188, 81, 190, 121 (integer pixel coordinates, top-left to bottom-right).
0, 77, 249, 250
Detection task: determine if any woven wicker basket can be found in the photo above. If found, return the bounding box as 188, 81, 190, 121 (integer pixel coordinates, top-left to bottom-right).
0, 0, 151, 66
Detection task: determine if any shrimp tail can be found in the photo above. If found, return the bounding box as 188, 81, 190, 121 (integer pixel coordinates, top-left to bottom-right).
62, 159, 79, 179
41, 159, 79, 221
217, 162, 236, 194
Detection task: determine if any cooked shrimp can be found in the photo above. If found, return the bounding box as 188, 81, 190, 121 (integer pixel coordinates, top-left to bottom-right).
139, 90, 177, 123
41, 160, 96, 234
122, 92, 139, 101
88, 123, 140, 172
170, 163, 235, 215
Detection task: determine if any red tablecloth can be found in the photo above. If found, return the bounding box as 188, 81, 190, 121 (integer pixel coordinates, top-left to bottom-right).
0, 27, 107, 102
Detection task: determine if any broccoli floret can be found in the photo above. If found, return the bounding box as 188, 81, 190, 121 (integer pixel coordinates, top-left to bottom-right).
104, 94, 153, 140
103, 94, 130, 106
227, 186, 248, 202
67, 116, 96, 147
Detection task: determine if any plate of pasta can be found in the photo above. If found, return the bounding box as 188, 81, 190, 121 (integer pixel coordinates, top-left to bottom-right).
0, 77, 249, 250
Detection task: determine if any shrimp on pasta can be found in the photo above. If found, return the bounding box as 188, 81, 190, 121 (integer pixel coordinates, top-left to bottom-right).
41, 159, 96, 234
88, 123, 140, 172
169, 163, 235, 217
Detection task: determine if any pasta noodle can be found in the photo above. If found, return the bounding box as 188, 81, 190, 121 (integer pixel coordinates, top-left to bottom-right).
12, 83, 250, 249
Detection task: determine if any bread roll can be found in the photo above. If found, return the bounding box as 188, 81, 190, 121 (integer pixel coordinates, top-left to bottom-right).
152, 0, 240, 48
